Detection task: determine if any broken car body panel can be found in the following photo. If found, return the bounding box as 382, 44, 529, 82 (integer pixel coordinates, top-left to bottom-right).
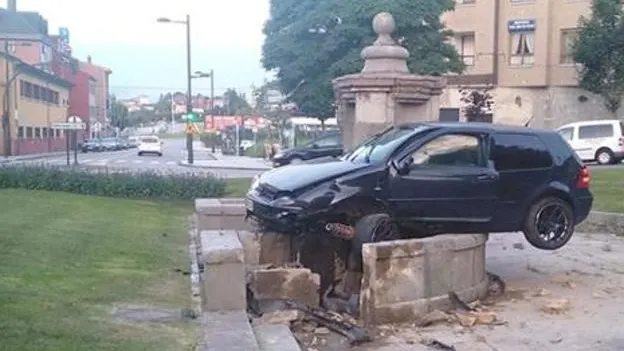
246, 122, 593, 249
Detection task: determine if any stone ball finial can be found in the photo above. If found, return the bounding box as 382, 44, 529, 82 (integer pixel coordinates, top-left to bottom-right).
372, 12, 396, 36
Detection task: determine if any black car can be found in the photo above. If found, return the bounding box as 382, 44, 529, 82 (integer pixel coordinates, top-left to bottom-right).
246, 122, 593, 251
272, 133, 343, 167
80, 139, 103, 153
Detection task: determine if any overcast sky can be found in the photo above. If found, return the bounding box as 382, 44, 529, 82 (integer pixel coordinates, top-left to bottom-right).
15, 0, 271, 99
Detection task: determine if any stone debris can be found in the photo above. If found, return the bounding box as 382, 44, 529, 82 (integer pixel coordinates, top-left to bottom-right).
512, 242, 525, 250
415, 309, 452, 327
533, 288, 551, 297
253, 309, 303, 325
250, 267, 320, 307
540, 298, 572, 314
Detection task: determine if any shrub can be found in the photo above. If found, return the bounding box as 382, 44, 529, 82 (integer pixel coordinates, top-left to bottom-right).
0, 164, 227, 200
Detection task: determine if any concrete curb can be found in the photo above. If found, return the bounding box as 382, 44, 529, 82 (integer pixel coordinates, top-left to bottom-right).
177, 160, 271, 171
0, 152, 66, 164
577, 211, 624, 235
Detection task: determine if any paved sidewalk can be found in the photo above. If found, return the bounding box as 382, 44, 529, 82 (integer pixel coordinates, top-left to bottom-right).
179, 149, 272, 171
0, 151, 66, 164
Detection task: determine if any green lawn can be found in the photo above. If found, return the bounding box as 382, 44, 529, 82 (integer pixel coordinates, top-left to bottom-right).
0, 189, 196, 351
224, 169, 624, 213
590, 169, 624, 213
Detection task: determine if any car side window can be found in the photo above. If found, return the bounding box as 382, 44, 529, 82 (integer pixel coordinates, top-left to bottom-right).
557, 127, 574, 141
578, 124, 613, 139
491, 133, 552, 171
315, 135, 341, 147
409, 134, 482, 168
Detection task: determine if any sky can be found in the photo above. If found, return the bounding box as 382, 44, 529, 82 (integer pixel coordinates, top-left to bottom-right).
15, 0, 271, 100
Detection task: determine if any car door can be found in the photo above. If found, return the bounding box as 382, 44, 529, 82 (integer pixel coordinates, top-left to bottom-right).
386, 132, 498, 225
576, 124, 614, 161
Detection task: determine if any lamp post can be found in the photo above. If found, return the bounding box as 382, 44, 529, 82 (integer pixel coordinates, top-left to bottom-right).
157, 14, 195, 164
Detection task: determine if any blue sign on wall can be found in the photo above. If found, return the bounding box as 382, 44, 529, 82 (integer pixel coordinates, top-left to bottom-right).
508, 19, 536, 32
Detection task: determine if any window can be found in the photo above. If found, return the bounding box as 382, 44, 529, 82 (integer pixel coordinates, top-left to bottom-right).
410, 134, 482, 167
17, 126, 24, 139
314, 135, 341, 147
26, 127, 33, 138
557, 127, 574, 141
491, 133, 552, 171
510, 31, 534, 65
55, 129, 60, 138
34, 127, 41, 138
560, 29, 578, 64
578, 124, 614, 139
42, 127, 48, 138
33, 85, 40, 100
453, 33, 475, 66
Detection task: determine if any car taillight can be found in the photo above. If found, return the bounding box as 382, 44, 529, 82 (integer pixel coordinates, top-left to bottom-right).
576, 166, 591, 189
619, 136, 624, 146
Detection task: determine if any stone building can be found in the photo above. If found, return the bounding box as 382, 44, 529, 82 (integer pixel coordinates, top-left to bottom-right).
441, 0, 619, 128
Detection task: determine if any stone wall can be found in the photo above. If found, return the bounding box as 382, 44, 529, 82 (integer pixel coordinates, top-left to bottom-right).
440, 86, 622, 129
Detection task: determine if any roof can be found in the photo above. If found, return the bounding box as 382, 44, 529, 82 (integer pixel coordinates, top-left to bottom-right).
398, 121, 550, 135
0, 9, 49, 39
0, 51, 72, 89
557, 119, 623, 129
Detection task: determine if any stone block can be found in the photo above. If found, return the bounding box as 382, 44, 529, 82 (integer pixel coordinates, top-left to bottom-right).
195, 198, 248, 231
199, 230, 246, 311
250, 268, 320, 307
259, 232, 292, 266
359, 234, 489, 326
200, 311, 260, 351
253, 323, 302, 351
238, 230, 261, 266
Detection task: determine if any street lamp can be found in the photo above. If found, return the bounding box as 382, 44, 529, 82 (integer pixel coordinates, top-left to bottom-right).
157, 14, 195, 164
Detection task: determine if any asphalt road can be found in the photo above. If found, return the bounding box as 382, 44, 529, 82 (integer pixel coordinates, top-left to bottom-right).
10, 139, 262, 179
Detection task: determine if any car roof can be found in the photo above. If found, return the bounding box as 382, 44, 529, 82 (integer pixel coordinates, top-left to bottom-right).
398, 121, 549, 135
557, 119, 621, 129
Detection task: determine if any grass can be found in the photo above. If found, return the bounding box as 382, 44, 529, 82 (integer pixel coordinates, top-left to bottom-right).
222, 170, 624, 213
590, 169, 624, 213
225, 178, 252, 198
0, 189, 197, 351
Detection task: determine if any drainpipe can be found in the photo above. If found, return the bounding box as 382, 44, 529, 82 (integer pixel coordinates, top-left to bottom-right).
492, 0, 500, 86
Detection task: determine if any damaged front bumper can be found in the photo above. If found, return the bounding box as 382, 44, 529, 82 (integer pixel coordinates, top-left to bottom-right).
245, 194, 306, 234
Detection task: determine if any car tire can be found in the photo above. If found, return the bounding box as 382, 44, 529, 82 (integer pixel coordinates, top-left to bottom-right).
158, 153, 163, 157
350, 213, 401, 271
289, 157, 303, 165
595, 148, 614, 165
522, 197, 575, 250
138, 152, 143, 156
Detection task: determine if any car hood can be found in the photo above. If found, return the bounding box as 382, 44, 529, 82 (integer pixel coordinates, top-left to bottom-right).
258, 160, 371, 192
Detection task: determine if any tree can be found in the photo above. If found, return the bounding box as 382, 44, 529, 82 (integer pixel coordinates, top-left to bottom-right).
459, 86, 494, 122
109, 94, 129, 129
261, 0, 463, 118
573, 0, 624, 113
223, 88, 252, 115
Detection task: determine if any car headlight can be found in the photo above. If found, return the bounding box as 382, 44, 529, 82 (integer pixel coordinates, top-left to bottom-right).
250, 175, 260, 191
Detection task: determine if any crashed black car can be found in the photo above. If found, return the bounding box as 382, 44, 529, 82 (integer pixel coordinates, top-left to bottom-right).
246, 122, 593, 251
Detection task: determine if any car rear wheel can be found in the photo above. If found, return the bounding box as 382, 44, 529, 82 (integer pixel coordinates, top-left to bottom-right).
350, 213, 401, 271
596, 148, 614, 165
522, 197, 575, 250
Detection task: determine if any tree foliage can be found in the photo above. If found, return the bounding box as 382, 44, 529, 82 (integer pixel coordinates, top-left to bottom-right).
459, 86, 494, 122
573, 0, 624, 113
261, 0, 463, 118
109, 94, 129, 129
223, 88, 252, 115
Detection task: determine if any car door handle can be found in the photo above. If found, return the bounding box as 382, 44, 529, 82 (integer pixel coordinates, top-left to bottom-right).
476, 174, 497, 181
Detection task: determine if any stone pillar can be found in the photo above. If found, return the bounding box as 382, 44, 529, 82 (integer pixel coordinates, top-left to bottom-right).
333, 12, 446, 150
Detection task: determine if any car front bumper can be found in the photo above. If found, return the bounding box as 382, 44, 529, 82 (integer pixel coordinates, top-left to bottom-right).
245, 194, 305, 233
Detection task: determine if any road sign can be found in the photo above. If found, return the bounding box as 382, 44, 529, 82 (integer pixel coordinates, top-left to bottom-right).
52, 122, 85, 130
185, 112, 199, 122
185, 123, 200, 134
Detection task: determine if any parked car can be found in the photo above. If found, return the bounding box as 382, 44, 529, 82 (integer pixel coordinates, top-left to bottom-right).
246, 122, 593, 251
128, 136, 139, 148
556, 119, 624, 165
100, 137, 120, 151
272, 133, 343, 167
137, 136, 163, 156
80, 139, 103, 153
118, 139, 131, 150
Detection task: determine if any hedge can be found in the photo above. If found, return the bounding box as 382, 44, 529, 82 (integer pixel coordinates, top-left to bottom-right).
0, 164, 227, 200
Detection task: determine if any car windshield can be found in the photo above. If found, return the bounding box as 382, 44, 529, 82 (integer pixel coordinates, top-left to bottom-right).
343, 125, 430, 164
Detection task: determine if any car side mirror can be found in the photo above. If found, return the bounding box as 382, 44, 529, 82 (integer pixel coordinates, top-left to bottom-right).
391, 157, 412, 175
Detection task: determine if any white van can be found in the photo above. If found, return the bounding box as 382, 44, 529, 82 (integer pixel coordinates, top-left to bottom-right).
556, 120, 624, 165
137, 135, 163, 157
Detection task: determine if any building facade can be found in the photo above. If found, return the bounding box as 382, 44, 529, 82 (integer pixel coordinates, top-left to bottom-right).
0, 52, 71, 155
79, 57, 111, 132
441, 0, 615, 128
